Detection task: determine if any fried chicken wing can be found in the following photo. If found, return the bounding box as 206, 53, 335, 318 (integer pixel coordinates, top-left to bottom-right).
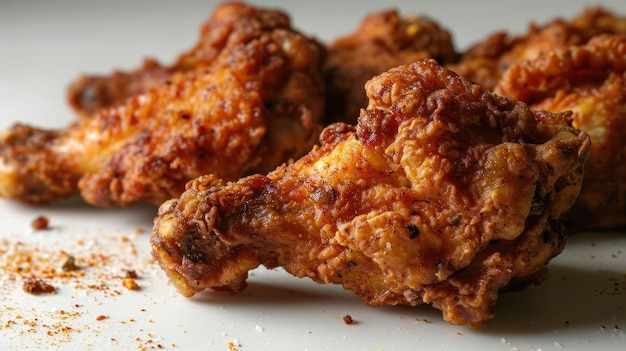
322, 9, 458, 125
66, 2, 298, 117
0, 3, 324, 207
449, 7, 626, 91
495, 35, 626, 229
151, 60, 590, 328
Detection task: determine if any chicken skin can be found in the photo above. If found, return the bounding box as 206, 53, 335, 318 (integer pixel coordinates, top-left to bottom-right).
66, 2, 306, 118
0, 3, 324, 207
322, 9, 458, 125
449, 7, 626, 91
496, 35, 626, 229
151, 60, 590, 328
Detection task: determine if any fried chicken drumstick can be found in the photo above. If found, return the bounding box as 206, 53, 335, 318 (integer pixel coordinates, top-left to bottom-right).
0, 3, 324, 206
496, 35, 626, 229
322, 9, 458, 125
449, 7, 626, 91
151, 60, 590, 328
66, 2, 304, 118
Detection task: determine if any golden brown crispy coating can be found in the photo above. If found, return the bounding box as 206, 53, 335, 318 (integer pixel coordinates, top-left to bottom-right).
322, 9, 458, 125
66, 2, 298, 117
0, 3, 324, 207
496, 35, 626, 229
449, 7, 626, 91
151, 60, 590, 328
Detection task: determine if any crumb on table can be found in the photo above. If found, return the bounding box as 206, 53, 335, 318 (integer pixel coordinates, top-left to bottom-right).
343, 314, 354, 325
122, 277, 140, 290
31, 216, 50, 230
22, 279, 56, 294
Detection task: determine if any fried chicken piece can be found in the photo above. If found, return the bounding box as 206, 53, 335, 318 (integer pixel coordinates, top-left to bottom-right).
495, 35, 626, 229
322, 9, 458, 125
449, 7, 626, 91
0, 4, 324, 207
151, 60, 590, 328
66, 2, 300, 117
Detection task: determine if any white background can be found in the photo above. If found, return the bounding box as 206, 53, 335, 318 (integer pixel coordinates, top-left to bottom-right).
1, 1, 625, 350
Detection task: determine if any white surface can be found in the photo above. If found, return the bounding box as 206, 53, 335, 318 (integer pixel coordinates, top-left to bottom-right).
1, 1, 625, 350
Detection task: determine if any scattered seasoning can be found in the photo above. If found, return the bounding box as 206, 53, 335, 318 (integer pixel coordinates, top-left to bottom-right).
122, 277, 140, 290
343, 314, 354, 325
227, 341, 240, 351
22, 279, 56, 294
31, 216, 50, 230
1, 226, 167, 347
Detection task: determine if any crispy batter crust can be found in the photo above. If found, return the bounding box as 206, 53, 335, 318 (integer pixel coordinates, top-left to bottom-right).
0, 3, 324, 206
448, 7, 626, 91
496, 35, 626, 229
66, 2, 298, 118
322, 9, 458, 125
151, 60, 590, 328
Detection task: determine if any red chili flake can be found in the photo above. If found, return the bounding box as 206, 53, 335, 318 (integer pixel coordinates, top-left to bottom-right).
96, 315, 108, 321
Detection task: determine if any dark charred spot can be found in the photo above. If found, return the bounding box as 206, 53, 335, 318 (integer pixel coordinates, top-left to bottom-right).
181, 224, 206, 263
542, 230, 552, 244
264, 99, 277, 110
447, 214, 461, 226
186, 251, 204, 263
530, 193, 545, 216
406, 224, 420, 240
